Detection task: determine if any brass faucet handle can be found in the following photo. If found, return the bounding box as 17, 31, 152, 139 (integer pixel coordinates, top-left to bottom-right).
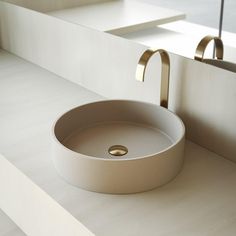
194, 35, 224, 61
136, 48, 170, 109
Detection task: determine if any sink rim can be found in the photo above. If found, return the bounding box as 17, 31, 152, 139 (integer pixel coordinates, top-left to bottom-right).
52, 99, 185, 162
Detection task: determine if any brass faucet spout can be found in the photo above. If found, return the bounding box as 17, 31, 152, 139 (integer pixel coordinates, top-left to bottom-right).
194, 35, 224, 61
136, 49, 170, 109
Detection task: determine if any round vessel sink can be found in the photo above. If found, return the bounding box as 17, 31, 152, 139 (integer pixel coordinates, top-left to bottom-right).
52, 100, 185, 194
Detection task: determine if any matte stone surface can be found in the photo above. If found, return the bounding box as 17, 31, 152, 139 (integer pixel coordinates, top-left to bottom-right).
141, 0, 236, 33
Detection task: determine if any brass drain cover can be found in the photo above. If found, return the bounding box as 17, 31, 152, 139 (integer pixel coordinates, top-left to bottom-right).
108, 145, 128, 157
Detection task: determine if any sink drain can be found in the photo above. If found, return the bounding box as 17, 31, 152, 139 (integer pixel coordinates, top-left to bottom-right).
108, 145, 128, 157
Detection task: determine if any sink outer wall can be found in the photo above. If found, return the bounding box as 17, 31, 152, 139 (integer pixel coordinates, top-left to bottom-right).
52, 100, 185, 194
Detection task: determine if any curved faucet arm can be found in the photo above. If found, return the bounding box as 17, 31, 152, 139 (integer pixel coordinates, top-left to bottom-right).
136, 49, 170, 109
194, 35, 224, 61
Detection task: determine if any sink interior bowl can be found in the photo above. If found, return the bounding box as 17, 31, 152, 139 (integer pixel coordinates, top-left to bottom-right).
52, 100, 185, 194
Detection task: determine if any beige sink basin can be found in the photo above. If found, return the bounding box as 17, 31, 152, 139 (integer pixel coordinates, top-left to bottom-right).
52, 100, 185, 194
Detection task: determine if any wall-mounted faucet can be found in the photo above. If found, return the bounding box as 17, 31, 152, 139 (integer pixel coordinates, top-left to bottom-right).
194, 35, 224, 61
136, 49, 170, 109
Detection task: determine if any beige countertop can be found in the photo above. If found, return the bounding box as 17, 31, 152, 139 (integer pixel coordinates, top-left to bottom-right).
121, 20, 236, 61
0, 49, 236, 236
48, 0, 185, 35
